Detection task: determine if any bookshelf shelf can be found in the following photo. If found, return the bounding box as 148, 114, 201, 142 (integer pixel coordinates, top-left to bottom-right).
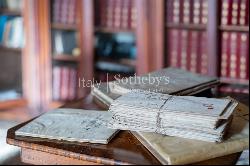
51, 23, 77, 31
0, 9, 22, 16
220, 77, 249, 86
219, 25, 249, 32
52, 54, 80, 62
166, 23, 207, 31
96, 57, 136, 67
0, 45, 22, 52
0, 98, 27, 110
95, 27, 135, 34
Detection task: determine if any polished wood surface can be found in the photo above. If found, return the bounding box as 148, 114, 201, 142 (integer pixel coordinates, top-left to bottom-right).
7, 91, 249, 165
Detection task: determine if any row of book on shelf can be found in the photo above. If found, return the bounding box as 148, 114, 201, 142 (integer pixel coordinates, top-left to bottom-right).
167, 29, 249, 81
95, 0, 137, 30
52, 0, 78, 25
52, 66, 77, 101
0, 0, 22, 11
221, 32, 249, 80
221, 0, 249, 26
0, 15, 24, 48
166, 0, 208, 25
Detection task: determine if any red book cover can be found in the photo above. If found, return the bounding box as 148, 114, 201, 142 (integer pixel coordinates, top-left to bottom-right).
172, 0, 181, 24
180, 30, 188, 70
52, 66, 61, 101
166, 0, 174, 23
179, 0, 184, 24
114, 0, 122, 29
121, 0, 129, 29
60, 0, 67, 24
201, 0, 208, 25
68, 68, 77, 101
52, 0, 61, 23
239, 33, 249, 80
220, 32, 229, 78
67, 0, 76, 25
106, 0, 114, 28
60, 67, 69, 101
99, 0, 107, 27
186, 30, 192, 71
167, 29, 177, 67
200, 31, 208, 75
182, 0, 191, 24
229, 32, 238, 78
128, 0, 134, 29
189, 30, 199, 73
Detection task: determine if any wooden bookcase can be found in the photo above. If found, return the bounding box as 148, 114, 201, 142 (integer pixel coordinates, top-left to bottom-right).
164, 0, 249, 90
0, 1, 27, 109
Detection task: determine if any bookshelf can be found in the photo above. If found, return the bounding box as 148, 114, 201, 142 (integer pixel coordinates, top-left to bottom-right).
0, 0, 26, 109
164, 0, 249, 93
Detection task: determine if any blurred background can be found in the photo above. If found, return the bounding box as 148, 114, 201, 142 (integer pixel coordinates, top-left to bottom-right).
0, 0, 249, 164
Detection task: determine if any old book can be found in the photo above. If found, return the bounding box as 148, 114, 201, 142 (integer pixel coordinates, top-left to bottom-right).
131, 101, 249, 165
110, 67, 219, 96
15, 109, 119, 144
108, 90, 237, 142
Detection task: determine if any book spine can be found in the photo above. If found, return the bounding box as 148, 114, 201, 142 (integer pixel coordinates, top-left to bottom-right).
193, 0, 201, 24
173, 0, 181, 24
53, 66, 61, 101
201, 0, 208, 25
231, 0, 239, 25
229, 32, 238, 78
67, 0, 76, 25
121, 0, 128, 29
166, 0, 174, 23
68, 68, 77, 100
106, 0, 113, 28
183, 0, 191, 24
180, 30, 188, 70
239, 0, 248, 26
239, 33, 249, 80
221, 32, 229, 78
221, 0, 230, 25
52, 0, 61, 24
130, 0, 137, 29
168, 29, 179, 67
200, 31, 208, 74
190, 31, 199, 73
114, 0, 122, 29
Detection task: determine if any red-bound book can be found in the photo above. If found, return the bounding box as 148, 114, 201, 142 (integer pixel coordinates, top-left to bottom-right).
189, 30, 199, 73
105, 0, 113, 28
239, 0, 249, 26
67, 0, 76, 25
167, 29, 179, 67
200, 31, 208, 75
68, 68, 77, 101
220, 32, 230, 78
166, 0, 174, 23
200, 0, 208, 25
52, 0, 61, 23
114, 0, 122, 29
182, 0, 191, 24
239, 33, 249, 80
172, 0, 181, 24
121, 0, 128, 29
60, 67, 69, 101
52, 66, 61, 101
60, 0, 68, 24
180, 30, 189, 70
130, 0, 137, 29
229, 32, 238, 78
98, 0, 107, 27
221, 0, 232, 25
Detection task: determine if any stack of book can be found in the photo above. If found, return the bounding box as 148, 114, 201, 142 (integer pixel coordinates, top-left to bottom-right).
108, 90, 238, 142
95, 0, 137, 30
0, 16, 24, 48
92, 67, 219, 106
52, 0, 77, 25
52, 66, 77, 101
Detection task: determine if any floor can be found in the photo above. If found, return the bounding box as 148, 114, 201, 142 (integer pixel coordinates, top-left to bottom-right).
0, 107, 32, 165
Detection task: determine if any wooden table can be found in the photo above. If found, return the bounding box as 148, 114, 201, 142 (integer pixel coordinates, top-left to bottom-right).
6, 91, 249, 165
